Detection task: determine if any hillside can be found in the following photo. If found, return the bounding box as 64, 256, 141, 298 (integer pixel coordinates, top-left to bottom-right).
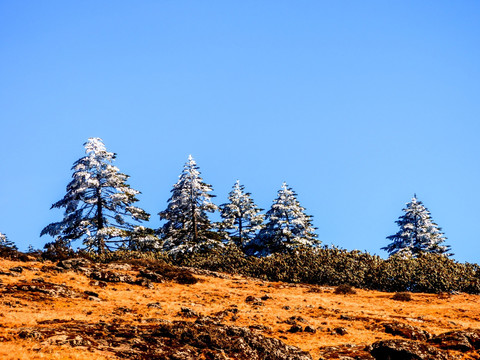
1, 257, 479, 359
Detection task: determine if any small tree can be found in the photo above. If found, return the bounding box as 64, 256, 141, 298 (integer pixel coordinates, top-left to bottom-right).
383, 194, 451, 257
41, 138, 153, 253
0, 232, 17, 251
219, 180, 264, 248
248, 182, 319, 256
159, 155, 218, 254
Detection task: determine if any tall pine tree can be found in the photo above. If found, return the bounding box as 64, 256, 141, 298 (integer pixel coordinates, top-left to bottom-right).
159, 155, 218, 254
219, 180, 264, 248
41, 138, 153, 253
248, 182, 319, 256
383, 194, 451, 257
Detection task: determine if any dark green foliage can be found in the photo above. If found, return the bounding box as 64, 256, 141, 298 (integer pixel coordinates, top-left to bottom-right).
42, 239, 75, 261
165, 246, 480, 294
0, 233, 20, 259
32, 244, 480, 295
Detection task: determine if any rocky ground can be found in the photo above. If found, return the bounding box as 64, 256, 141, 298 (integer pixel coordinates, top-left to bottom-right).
0, 257, 479, 359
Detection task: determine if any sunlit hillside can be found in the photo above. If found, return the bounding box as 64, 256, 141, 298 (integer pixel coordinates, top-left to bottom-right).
1, 257, 479, 359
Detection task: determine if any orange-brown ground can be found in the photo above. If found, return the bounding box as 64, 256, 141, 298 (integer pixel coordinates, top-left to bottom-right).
0, 258, 479, 359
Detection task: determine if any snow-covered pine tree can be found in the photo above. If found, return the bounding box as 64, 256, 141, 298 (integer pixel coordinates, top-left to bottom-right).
159, 155, 218, 254
219, 180, 264, 248
248, 182, 319, 256
0, 232, 17, 251
383, 194, 451, 257
41, 138, 154, 253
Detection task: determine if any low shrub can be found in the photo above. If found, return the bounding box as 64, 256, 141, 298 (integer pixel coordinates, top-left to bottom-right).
27, 242, 480, 295
392, 292, 412, 301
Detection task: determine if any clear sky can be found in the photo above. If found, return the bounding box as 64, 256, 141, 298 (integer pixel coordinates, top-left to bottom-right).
1, 1, 479, 262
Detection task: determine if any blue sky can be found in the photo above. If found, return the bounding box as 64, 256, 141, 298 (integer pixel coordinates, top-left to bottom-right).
1, 1, 479, 262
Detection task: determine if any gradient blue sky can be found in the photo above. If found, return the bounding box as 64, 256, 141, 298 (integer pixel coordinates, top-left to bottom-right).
1, 1, 479, 262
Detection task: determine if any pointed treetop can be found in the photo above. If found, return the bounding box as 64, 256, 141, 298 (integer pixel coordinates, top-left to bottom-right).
383, 195, 451, 257
84, 137, 114, 158
219, 180, 264, 247
159, 155, 218, 254
248, 182, 319, 256
85, 137, 106, 152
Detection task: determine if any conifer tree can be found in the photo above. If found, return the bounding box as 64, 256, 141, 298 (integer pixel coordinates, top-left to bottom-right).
159, 155, 218, 254
219, 180, 264, 248
383, 194, 451, 257
41, 138, 153, 253
0, 232, 17, 251
248, 182, 319, 256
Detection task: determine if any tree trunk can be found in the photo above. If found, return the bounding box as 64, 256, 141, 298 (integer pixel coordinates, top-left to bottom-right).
238, 216, 243, 246
96, 187, 105, 254
191, 185, 198, 243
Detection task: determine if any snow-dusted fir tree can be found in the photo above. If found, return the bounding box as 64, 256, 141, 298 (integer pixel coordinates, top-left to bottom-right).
159, 155, 218, 254
248, 182, 319, 256
383, 195, 451, 257
41, 138, 154, 253
0, 232, 17, 251
219, 180, 264, 248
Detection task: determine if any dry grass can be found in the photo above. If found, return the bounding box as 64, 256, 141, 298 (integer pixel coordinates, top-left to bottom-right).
1, 258, 479, 359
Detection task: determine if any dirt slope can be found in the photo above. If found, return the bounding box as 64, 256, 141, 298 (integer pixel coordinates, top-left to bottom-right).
0, 257, 479, 359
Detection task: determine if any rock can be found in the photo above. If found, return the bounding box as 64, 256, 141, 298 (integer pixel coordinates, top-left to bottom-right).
261, 294, 272, 301
244, 295, 264, 306
84, 290, 99, 298
139, 271, 165, 283
57, 258, 91, 270
113, 306, 134, 315
382, 322, 432, 341
284, 316, 308, 325
249, 324, 272, 331
304, 326, 316, 333
147, 302, 163, 309
21, 320, 313, 360
46, 334, 69, 345
287, 325, 303, 333
69, 334, 91, 346
178, 307, 199, 318
18, 330, 43, 340
89, 280, 107, 288
369, 339, 449, 360
89, 270, 134, 283
5, 281, 81, 298
134, 278, 154, 288
9, 266, 23, 273
334, 327, 348, 335
319, 345, 374, 360
429, 330, 480, 352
